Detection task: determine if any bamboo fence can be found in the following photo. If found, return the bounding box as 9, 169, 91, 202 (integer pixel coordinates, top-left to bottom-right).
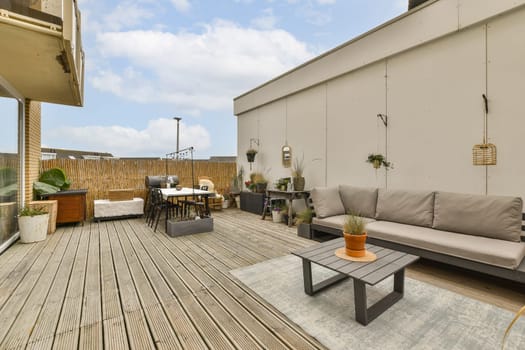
41, 159, 236, 218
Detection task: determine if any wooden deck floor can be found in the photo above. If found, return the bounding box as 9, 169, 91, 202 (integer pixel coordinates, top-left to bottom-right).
1, 210, 524, 350
0, 210, 326, 350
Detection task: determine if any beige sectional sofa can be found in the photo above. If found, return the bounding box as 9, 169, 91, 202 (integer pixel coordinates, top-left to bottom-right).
310, 185, 525, 283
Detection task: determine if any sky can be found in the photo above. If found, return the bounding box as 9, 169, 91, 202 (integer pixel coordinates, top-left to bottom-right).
41, 0, 407, 159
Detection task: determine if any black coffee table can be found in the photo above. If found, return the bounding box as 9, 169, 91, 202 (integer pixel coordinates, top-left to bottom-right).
292, 238, 419, 325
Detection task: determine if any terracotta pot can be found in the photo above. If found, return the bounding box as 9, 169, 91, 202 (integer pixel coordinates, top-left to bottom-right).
343, 232, 367, 257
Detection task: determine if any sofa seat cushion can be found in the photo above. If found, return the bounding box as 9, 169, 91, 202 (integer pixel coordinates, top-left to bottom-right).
313, 215, 376, 232
339, 185, 378, 218
367, 221, 525, 270
433, 191, 523, 242
376, 189, 435, 227
310, 187, 345, 218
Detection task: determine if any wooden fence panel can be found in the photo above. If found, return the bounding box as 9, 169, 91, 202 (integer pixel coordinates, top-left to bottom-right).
41, 159, 236, 218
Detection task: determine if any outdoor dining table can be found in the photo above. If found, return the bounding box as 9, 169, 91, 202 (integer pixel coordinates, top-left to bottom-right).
160, 187, 215, 216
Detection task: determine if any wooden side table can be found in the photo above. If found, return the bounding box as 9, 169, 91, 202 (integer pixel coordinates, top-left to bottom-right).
262, 189, 310, 227
41, 189, 87, 224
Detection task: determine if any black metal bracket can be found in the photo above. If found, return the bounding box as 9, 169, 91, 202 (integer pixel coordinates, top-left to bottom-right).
482, 94, 488, 114
377, 113, 388, 127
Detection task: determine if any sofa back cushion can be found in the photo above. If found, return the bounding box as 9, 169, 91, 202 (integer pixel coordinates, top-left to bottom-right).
338, 185, 378, 218
433, 191, 523, 242
376, 189, 435, 227
310, 187, 345, 218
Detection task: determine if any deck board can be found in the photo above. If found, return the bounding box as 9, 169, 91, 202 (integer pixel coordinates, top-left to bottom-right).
0, 210, 326, 350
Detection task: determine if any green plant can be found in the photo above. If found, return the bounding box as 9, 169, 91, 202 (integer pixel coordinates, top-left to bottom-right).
223, 193, 230, 201
292, 155, 305, 177
343, 215, 366, 235
19, 206, 48, 217
34, 167, 72, 196
295, 208, 313, 225
250, 172, 267, 184
366, 153, 392, 169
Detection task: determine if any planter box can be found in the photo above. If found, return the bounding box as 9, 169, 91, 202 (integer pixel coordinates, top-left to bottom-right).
240, 191, 265, 215
167, 217, 214, 237
297, 223, 312, 239
29, 200, 57, 234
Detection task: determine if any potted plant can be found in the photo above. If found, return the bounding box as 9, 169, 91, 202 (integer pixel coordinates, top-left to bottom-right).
292, 155, 305, 191
296, 207, 313, 238
343, 215, 367, 257
246, 149, 257, 163
18, 206, 49, 243
366, 153, 392, 170
222, 193, 230, 209
271, 205, 283, 223
251, 172, 267, 193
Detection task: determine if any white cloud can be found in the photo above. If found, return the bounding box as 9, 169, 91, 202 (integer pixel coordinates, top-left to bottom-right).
171, 0, 190, 12
103, 2, 155, 31
251, 8, 277, 30
92, 20, 314, 112
316, 0, 336, 4
46, 119, 211, 157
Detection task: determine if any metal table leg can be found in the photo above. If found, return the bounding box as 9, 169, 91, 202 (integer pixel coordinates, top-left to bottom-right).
353, 269, 405, 325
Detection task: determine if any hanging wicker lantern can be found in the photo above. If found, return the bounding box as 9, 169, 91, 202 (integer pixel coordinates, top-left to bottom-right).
472, 143, 496, 166
473, 94, 497, 166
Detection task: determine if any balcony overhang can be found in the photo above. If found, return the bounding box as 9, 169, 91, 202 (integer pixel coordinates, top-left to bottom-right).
0, 9, 84, 106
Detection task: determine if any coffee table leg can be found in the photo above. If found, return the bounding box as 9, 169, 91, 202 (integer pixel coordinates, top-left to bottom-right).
353, 269, 406, 326
302, 259, 314, 295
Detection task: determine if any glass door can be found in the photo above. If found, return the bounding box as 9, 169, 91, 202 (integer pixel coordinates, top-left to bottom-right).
0, 95, 20, 250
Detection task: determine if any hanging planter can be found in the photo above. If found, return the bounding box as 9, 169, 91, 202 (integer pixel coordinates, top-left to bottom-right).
246, 149, 257, 163
366, 154, 392, 170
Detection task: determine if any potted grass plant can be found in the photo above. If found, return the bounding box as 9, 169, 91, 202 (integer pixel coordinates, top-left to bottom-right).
296, 207, 313, 238
292, 155, 306, 191
343, 215, 367, 257
18, 206, 49, 243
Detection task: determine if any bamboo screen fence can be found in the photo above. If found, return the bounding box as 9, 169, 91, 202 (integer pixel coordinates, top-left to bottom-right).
41, 159, 236, 218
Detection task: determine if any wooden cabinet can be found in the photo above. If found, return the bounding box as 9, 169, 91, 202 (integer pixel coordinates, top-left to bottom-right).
41, 189, 87, 224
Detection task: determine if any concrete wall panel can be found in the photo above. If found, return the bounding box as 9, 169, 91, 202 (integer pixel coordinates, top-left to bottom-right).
326, 62, 387, 188
387, 25, 486, 193
486, 7, 525, 199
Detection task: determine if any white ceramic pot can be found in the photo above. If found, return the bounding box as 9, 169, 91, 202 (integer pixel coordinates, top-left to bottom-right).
222, 200, 230, 209
272, 210, 283, 223
18, 214, 49, 243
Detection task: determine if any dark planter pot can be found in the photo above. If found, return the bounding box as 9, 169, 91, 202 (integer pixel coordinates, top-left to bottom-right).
246, 152, 257, 163
240, 191, 265, 214
297, 223, 312, 239
167, 217, 214, 237
293, 177, 305, 191
255, 183, 267, 193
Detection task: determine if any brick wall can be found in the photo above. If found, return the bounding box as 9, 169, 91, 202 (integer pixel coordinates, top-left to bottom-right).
24, 99, 41, 203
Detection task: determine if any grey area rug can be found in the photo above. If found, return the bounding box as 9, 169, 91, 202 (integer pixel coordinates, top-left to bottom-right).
230, 255, 525, 350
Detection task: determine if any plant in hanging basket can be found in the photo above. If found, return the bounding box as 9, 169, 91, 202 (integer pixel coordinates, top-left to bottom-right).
343, 215, 367, 257
246, 149, 257, 163
366, 153, 392, 170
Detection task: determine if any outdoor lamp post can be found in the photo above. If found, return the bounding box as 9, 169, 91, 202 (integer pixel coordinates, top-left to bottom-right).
174, 117, 182, 158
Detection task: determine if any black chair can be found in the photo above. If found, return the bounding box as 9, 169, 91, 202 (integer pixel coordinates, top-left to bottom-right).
148, 188, 179, 232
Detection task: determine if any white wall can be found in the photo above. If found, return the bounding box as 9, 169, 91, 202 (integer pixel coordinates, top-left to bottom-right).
236, 4, 525, 199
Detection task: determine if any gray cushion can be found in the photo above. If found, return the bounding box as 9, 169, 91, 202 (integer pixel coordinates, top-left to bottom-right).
433, 192, 523, 242
367, 221, 525, 270
375, 189, 435, 227
338, 185, 378, 218
312, 215, 376, 232
310, 187, 345, 218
